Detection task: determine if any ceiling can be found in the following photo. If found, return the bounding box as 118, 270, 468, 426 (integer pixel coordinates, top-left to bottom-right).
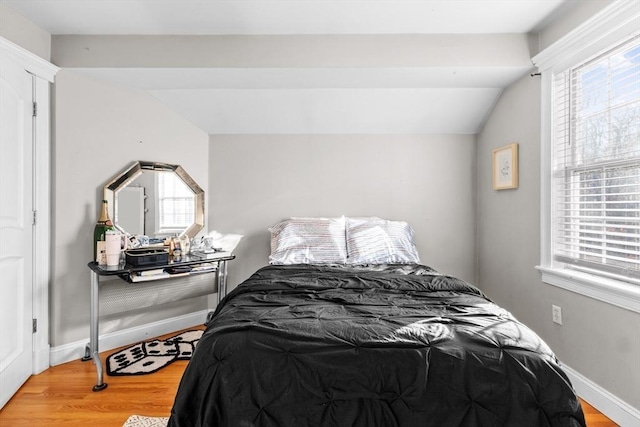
3, 0, 574, 135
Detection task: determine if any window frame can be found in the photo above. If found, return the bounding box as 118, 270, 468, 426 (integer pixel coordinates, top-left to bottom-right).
155, 171, 197, 235
533, 0, 640, 313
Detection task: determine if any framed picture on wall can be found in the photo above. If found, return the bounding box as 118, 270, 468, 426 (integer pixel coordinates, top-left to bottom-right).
492, 143, 519, 190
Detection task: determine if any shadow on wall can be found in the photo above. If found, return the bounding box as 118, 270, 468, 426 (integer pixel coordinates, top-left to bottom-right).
53, 202, 95, 344
226, 231, 272, 292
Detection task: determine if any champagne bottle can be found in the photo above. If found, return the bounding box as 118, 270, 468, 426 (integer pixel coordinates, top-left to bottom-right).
93, 199, 115, 262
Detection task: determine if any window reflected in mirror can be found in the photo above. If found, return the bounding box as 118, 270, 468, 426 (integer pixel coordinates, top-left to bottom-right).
104, 161, 204, 239
157, 172, 195, 234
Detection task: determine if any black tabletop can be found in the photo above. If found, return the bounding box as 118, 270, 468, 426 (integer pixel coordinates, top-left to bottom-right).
88, 253, 235, 276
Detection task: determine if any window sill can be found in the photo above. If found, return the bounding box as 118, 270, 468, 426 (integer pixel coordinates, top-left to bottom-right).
536, 266, 640, 314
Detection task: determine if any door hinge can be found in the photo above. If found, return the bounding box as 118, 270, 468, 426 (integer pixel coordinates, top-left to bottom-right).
33, 210, 37, 225
32, 318, 37, 333
33, 101, 38, 117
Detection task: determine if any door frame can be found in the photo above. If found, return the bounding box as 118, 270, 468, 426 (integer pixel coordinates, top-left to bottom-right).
1, 37, 58, 374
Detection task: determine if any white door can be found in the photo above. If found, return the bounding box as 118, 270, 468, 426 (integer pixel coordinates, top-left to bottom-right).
0, 47, 34, 409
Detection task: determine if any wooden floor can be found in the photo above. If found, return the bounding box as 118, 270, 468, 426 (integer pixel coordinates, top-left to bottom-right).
0, 325, 618, 426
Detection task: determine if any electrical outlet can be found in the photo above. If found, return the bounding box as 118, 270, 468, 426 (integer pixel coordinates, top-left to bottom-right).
552, 305, 562, 325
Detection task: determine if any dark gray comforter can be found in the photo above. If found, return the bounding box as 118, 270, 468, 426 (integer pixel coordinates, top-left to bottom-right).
169, 264, 585, 427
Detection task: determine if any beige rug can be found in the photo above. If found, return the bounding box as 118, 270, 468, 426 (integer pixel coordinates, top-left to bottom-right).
123, 415, 168, 427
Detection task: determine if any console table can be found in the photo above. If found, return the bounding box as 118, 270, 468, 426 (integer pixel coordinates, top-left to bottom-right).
84, 254, 234, 391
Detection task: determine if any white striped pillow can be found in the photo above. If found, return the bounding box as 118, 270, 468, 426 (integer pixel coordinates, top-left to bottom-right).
346, 218, 420, 264
268, 217, 347, 265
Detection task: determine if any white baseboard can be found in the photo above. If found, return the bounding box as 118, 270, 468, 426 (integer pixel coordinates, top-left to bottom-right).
49, 310, 208, 367
562, 363, 640, 427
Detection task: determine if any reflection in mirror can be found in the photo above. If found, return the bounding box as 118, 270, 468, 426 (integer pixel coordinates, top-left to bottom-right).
156, 172, 196, 234
104, 161, 204, 239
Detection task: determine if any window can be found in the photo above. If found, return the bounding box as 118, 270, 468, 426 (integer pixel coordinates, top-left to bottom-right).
157, 172, 195, 234
533, 0, 640, 312
553, 36, 640, 282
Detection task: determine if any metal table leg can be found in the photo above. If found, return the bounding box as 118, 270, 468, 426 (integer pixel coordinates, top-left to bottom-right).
89, 270, 107, 391
217, 260, 228, 305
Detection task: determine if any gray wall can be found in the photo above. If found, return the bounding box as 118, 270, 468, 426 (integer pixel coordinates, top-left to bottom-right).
209, 134, 477, 289
51, 70, 209, 346
476, 0, 639, 408
0, 4, 50, 61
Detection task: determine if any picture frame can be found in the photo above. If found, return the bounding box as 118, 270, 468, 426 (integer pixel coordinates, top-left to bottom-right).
492, 143, 519, 190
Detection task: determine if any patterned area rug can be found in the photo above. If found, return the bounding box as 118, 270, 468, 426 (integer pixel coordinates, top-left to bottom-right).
107, 330, 203, 376
123, 415, 168, 427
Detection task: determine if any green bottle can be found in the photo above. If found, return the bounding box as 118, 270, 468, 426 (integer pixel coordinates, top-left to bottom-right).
93, 199, 115, 262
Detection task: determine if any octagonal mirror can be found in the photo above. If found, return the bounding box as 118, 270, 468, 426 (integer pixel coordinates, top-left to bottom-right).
104, 161, 204, 239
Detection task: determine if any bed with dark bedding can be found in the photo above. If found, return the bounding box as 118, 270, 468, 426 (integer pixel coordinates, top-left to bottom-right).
169, 218, 585, 427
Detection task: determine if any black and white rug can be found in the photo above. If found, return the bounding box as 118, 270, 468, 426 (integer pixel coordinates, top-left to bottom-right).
107, 330, 203, 376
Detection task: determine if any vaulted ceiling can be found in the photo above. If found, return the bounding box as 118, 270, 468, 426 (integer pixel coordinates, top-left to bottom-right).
3, 0, 574, 135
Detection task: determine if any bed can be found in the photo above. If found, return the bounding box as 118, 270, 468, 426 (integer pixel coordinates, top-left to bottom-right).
169, 217, 585, 426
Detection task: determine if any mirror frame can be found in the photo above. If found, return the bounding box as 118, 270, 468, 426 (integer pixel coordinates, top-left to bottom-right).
104, 161, 205, 239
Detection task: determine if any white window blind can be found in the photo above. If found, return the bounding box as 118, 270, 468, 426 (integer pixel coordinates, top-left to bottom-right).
158, 172, 195, 232
553, 35, 640, 282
